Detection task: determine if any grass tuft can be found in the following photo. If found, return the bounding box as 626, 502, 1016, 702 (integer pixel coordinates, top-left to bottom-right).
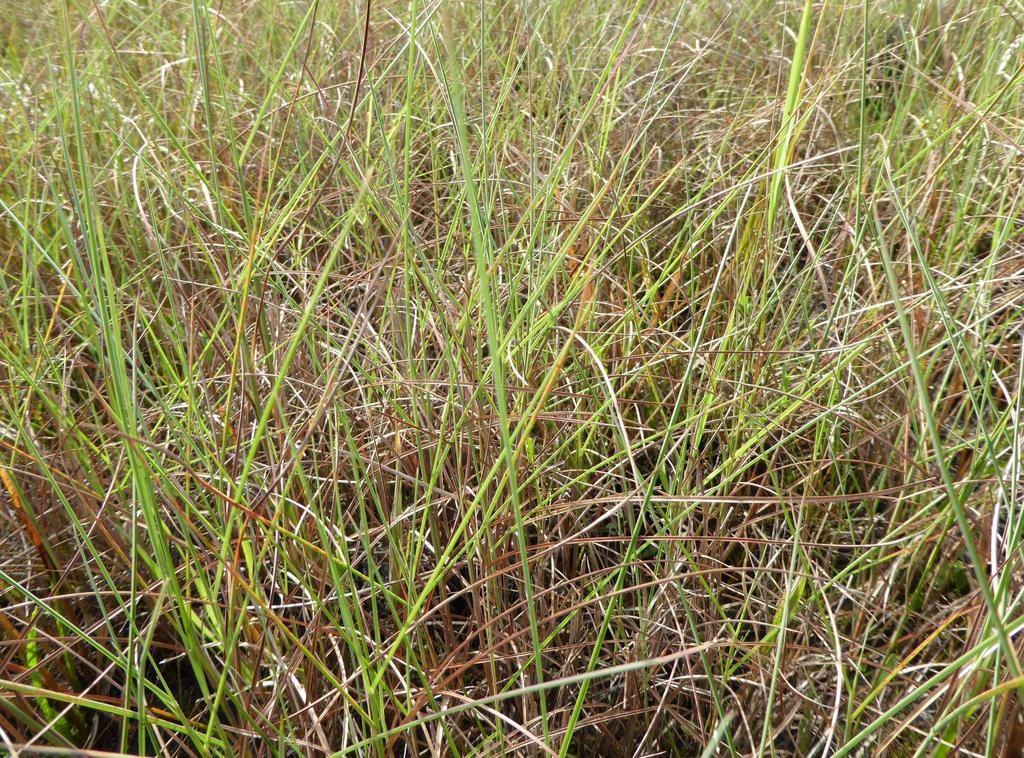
1, 0, 1023, 754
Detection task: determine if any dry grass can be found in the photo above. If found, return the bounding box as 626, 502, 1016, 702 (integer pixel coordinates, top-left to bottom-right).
1, 0, 1023, 755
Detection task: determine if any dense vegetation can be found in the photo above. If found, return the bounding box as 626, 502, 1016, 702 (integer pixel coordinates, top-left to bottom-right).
1, 0, 1023, 754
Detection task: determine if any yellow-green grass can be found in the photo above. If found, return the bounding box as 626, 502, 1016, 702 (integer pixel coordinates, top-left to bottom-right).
0, 0, 1022, 754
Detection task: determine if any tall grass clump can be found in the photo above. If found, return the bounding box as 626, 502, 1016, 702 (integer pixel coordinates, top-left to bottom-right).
0, 0, 1022, 754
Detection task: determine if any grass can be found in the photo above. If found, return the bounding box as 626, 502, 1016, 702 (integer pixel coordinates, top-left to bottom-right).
0, 0, 1022, 754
